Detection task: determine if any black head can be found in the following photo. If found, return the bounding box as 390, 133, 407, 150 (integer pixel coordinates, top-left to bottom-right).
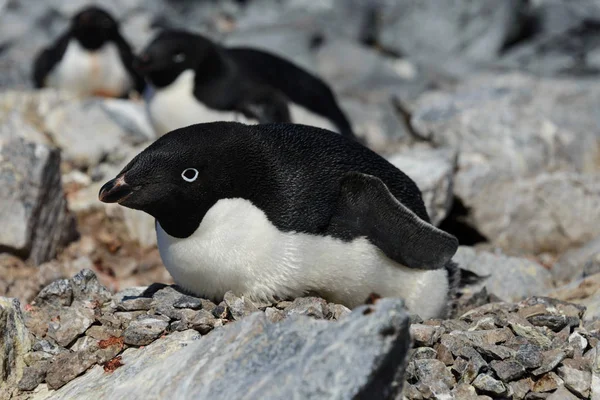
70, 6, 120, 50
98, 123, 251, 238
134, 29, 222, 88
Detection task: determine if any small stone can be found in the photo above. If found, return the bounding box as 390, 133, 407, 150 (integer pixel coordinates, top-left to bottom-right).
199, 299, 217, 313
185, 310, 216, 335
546, 386, 580, 400
470, 317, 497, 331
528, 315, 573, 332
32, 339, 64, 355
18, 360, 51, 391
435, 342, 454, 365
123, 316, 169, 346
441, 319, 470, 332
45, 348, 98, 389
459, 328, 514, 346
224, 291, 259, 320
557, 365, 592, 398
411, 324, 444, 347
413, 359, 456, 396
275, 301, 292, 309
516, 344, 543, 369
450, 383, 479, 400
70, 336, 97, 352
568, 332, 588, 358
402, 383, 423, 399
474, 343, 514, 360
524, 393, 550, 399
329, 304, 351, 320
70, 269, 111, 303
114, 311, 147, 325
85, 325, 123, 340
509, 318, 553, 349
455, 346, 488, 374
47, 305, 95, 347
510, 378, 533, 400
118, 297, 153, 311
472, 374, 507, 396
490, 359, 526, 381
532, 372, 563, 392
151, 286, 188, 319
173, 296, 202, 310
284, 297, 329, 319
411, 347, 437, 360
264, 307, 285, 323
212, 303, 228, 319
532, 350, 566, 376
32, 279, 73, 307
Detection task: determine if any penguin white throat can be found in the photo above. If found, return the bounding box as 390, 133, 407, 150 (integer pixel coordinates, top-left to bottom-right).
156, 198, 450, 319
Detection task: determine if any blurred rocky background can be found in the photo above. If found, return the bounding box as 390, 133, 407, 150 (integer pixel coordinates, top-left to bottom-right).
1, 0, 600, 399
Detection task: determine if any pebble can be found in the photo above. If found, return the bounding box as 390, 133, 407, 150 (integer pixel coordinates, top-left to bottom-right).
413, 358, 456, 396
283, 297, 329, 319
264, 307, 285, 323
411, 347, 437, 360
32, 279, 73, 308
532, 350, 566, 376
47, 305, 95, 347
173, 296, 202, 310
516, 344, 543, 369
118, 297, 153, 311
123, 316, 169, 346
18, 361, 50, 391
411, 324, 444, 347
70, 269, 111, 303
510, 378, 533, 399
546, 386, 580, 400
532, 372, 563, 392
224, 291, 259, 320
490, 359, 526, 381
472, 374, 506, 395
557, 365, 591, 398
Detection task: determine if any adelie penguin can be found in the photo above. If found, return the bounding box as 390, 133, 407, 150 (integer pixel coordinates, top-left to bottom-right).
134, 29, 360, 142
99, 122, 460, 319
32, 6, 144, 98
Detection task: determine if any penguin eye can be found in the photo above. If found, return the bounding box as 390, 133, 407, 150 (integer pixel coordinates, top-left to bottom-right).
181, 168, 199, 182
173, 52, 186, 63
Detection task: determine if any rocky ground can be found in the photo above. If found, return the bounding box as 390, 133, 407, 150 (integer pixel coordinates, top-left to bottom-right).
2, 0, 600, 399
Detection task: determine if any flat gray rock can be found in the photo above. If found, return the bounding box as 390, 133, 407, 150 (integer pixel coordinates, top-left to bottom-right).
411, 73, 600, 253
0, 298, 32, 400
0, 137, 76, 265
454, 246, 553, 302
44, 299, 411, 400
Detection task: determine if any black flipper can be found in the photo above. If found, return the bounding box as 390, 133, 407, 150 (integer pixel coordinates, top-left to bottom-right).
328, 172, 459, 270
115, 35, 146, 96
32, 32, 70, 88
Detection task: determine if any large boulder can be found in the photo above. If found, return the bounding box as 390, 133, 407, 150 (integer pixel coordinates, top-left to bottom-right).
0, 298, 32, 400
0, 137, 76, 265
410, 73, 600, 254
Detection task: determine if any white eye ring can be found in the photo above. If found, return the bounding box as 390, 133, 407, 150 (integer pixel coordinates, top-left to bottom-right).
173, 53, 186, 63
181, 168, 198, 182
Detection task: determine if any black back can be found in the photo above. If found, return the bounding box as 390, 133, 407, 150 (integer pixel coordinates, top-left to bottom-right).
227, 48, 356, 139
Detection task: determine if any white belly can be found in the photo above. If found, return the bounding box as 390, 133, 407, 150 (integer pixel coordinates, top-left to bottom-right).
156, 198, 449, 319
46, 40, 133, 97
289, 103, 339, 134
147, 70, 257, 136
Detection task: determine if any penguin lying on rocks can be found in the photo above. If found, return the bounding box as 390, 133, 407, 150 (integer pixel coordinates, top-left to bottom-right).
32, 5, 144, 98
99, 122, 459, 319
134, 29, 359, 142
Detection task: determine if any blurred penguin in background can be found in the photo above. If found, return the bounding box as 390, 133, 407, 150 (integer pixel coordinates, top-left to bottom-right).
134, 29, 360, 141
33, 5, 144, 98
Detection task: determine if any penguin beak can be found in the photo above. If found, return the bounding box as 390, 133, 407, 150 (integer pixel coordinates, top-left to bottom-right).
99, 175, 133, 203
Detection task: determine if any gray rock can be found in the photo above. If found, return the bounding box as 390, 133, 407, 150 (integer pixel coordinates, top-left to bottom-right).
516, 344, 544, 369
223, 291, 259, 320
413, 358, 456, 396
532, 372, 563, 393
118, 297, 153, 311
284, 297, 329, 319
411, 73, 600, 254
123, 316, 169, 346
264, 307, 285, 323
546, 386, 579, 400
510, 378, 534, 400
47, 304, 95, 347
70, 269, 111, 304
472, 373, 507, 396
17, 359, 50, 391
454, 246, 553, 302
557, 365, 592, 398
411, 347, 437, 360
490, 359, 526, 382
410, 324, 444, 347
553, 235, 600, 282
43, 97, 154, 167
32, 279, 73, 308
178, 309, 216, 334
532, 350, 567, 376
379, 0, 523, 78
387, 146, 456, 226
85, 325, 122, 341
0, 137, 76, 265
0, 298, 32, 398
173, 296, 202, 310
46, 299, 411, 399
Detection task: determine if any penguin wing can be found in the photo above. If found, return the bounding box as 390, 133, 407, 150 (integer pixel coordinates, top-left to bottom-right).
237, 85, 291, 124
114, 36, 146, 95
32, 33, 70, 88
328, 172, 458, 270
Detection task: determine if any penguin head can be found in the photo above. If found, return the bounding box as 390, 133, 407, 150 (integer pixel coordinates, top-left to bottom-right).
98, 123, 242, 237
70, 6, 119, 50
135, 30, 220, 88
